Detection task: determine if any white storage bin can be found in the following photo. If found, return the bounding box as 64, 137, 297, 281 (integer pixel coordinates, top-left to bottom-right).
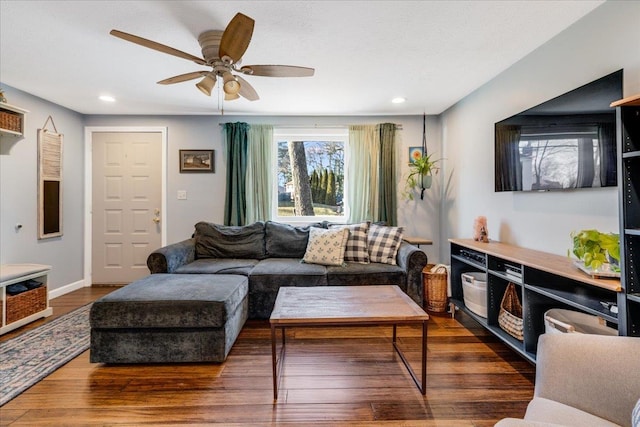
461, 272, 487, 318
544, 308, 617, 335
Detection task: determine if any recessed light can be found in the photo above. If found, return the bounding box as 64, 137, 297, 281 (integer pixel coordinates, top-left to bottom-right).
391, 97, 406, 104
99, 95, 116, 102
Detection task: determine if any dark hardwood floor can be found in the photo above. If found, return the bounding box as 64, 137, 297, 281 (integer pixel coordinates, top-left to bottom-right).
0, 286, 534, 426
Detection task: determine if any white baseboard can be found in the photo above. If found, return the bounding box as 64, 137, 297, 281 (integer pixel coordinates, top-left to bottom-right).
49, 279, 88, 300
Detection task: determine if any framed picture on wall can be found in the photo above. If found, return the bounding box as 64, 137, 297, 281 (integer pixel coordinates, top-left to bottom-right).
179, 149, 214, 173
408, 146, 424, 164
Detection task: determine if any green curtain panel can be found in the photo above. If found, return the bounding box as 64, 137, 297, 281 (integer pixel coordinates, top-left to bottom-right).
347, 125, 377, 223
223, 122, 249, 226
246, 124, 274, 223
378, 123, 397, 226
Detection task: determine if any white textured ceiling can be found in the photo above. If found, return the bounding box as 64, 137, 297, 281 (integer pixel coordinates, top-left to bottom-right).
0, 0, 605, 116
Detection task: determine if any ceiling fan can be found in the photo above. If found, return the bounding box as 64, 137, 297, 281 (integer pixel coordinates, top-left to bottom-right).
110, 13, 314, 102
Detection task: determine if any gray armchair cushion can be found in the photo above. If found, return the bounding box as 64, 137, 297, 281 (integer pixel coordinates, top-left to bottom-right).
265, 221, 323, 258
194, 221, 266, 260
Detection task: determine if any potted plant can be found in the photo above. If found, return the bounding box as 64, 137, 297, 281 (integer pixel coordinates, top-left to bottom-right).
569, 229, 620, 272
403, 153, 440, 201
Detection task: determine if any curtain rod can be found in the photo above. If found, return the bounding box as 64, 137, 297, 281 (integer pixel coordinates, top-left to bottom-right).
218, 124, 402, 130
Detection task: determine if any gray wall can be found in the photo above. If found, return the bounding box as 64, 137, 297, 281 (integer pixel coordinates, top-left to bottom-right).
83, 114, 443, 265
439, 0, 640, 260
0, 88, 85, 293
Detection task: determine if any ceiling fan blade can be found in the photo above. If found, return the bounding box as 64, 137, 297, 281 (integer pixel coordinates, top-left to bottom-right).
235, 75, 259, 101
110, 29, 207, 66
219, 13, 254, 63
240, 65, 315, 77
157, 71, 209, 85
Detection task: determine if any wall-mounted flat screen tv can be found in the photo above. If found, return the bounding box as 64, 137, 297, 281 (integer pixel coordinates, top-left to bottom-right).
495, 69, 622, 192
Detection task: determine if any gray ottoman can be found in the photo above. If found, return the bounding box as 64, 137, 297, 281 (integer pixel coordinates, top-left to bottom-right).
90, 274, 248, 363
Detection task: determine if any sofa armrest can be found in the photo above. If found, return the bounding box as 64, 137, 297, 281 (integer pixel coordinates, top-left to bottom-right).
146, 238, 196, 273
534, 333, 640, 426
396, 242, 427, 306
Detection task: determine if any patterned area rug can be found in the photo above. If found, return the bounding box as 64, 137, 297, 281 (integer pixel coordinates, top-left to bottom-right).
0, 303, 92, 406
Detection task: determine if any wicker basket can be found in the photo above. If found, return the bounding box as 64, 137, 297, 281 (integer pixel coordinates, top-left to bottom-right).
498, 283, 524, 341
6, 285, 47, 324
0, 111, 22, 133
423, 264, 448, 312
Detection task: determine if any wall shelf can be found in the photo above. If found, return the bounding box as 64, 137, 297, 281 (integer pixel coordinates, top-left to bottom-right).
0, 102, 28, 138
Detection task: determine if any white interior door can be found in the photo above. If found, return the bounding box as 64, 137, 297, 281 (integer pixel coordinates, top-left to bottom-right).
92, 132, 162, 284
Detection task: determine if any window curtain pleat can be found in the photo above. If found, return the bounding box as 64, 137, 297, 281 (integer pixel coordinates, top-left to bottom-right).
246, 125, 273, 223
598, 123, 616, 187
347, 125, 378, 223
495, 125, 522, 191
576, 137, 595, 188
223, 122, 249, 226
378, 123, 397, 226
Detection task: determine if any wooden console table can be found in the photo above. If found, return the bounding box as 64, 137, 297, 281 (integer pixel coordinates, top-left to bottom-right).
1, 264, 52, 334
449, 239, 621, 363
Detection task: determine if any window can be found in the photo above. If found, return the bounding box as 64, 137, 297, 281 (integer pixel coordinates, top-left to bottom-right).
273, 128, 348, 223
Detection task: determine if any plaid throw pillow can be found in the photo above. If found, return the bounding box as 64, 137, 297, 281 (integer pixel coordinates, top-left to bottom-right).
329, 222, 370, 264
302, 227, 350, 266
367, 224, 404, 265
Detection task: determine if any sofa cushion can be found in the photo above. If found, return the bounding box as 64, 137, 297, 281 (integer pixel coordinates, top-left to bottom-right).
90, 274, 248, 329
302, 227, 350, 266
326, 261, 404, 287
249, 258, 328, 319
523, 397, 619, 427
265, 221, 323, 258
329, 222, 370, 264
194, 221, 266, 260
174, 258, 258, 275
367, 224, 404, 265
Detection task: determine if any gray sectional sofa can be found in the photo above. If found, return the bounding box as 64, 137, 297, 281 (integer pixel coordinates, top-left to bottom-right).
89, 220, 428, 364
147, 220, 428, 319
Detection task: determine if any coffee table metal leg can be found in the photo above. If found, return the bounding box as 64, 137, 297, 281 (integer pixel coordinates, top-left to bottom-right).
271, 325, 277, 399
392, 321, 427, 395
271, 325, 287, 400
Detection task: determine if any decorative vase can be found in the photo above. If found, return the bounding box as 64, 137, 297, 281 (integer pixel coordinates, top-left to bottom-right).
421, 174, 432, 190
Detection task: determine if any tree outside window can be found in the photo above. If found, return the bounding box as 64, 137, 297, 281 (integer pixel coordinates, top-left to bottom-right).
274, 128, 347, 222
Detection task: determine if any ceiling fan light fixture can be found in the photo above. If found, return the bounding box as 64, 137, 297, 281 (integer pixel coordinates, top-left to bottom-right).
223, 72, 241, 96
196, 75, 216, 96
225, 92, 240, 101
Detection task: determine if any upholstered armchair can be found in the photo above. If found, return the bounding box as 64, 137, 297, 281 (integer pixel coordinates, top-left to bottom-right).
496, 333, 640, 427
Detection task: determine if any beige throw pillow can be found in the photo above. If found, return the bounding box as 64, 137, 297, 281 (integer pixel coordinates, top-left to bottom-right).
302, 227, 350, 266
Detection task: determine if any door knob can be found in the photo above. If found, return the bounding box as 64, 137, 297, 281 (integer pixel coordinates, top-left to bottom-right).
152, 216, 161, 224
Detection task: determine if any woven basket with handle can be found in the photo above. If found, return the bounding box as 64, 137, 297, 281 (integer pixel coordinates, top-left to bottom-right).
423, 264, 448, 312
498, 282, 524, 341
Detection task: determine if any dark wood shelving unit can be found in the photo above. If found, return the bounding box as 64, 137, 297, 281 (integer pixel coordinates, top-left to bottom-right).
450, 239, 622, 363
612, 93, 640, 336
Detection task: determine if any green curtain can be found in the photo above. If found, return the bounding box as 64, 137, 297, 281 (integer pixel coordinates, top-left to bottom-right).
246, 125, 273, 223
223, 122, 249, 226
347, 125, 378, 222
378, 123, 397, 226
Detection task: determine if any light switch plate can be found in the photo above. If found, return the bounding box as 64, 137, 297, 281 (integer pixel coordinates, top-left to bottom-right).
177, 190, 187, 200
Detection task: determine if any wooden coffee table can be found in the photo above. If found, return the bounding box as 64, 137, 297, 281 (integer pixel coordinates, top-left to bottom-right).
269, 285, 429, 399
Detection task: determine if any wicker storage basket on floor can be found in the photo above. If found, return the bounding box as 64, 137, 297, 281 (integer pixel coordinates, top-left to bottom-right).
6, 285, 47, 324
423, 264, 448, 312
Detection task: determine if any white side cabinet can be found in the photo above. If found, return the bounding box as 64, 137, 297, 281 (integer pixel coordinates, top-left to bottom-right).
0, 264, 53, 334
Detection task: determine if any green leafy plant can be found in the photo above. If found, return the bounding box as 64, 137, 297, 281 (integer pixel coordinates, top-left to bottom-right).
570, 229, 620, 271
402, 153, 440, 201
